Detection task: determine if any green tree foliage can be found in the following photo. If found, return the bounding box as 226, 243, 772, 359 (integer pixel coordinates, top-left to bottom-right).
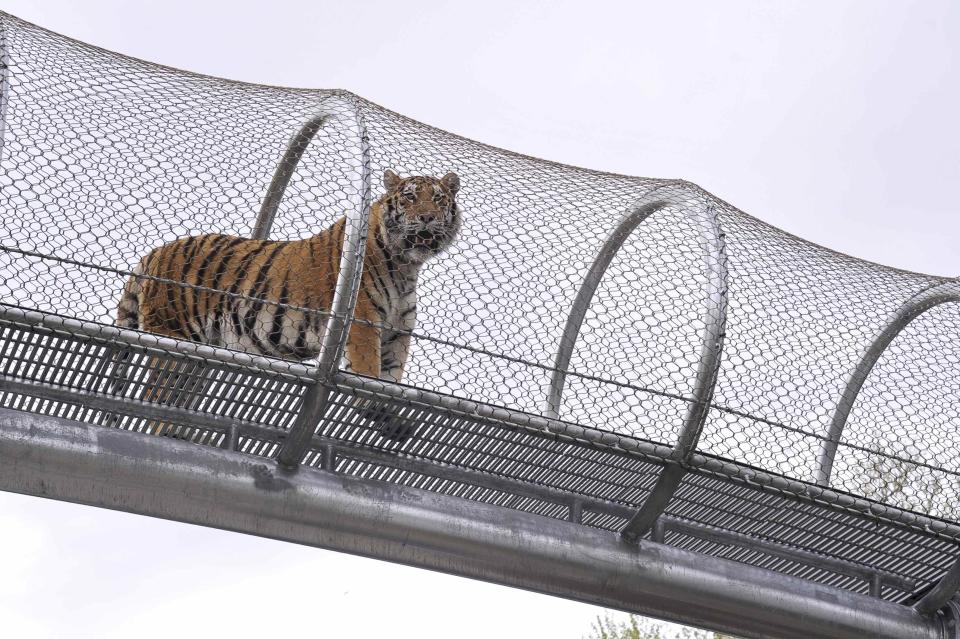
583, 612, 736, 639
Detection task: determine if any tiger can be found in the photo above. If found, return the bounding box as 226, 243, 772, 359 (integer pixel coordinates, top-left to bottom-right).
114, 169, 462, 439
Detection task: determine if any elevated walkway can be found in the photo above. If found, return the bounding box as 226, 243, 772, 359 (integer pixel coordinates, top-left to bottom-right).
1, 13, 958, 638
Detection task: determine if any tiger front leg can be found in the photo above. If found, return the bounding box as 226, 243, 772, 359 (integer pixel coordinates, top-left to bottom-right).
380, 330, 411, 383
343, 315, 391, 436
343, 313, 408, 443
376, 330, 416, 441
343, 318, 381, 379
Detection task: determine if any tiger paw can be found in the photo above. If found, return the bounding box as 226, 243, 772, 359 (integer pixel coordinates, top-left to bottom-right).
352, 398, 416, 443
377, 417, 416, 443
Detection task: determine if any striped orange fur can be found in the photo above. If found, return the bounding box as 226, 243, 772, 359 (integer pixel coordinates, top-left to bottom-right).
116, 170, 461, 389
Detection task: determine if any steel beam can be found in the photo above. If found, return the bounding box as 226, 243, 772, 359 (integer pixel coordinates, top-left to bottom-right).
277, 99, 372, 468
252, 113, 330, 240
816, 280, 960, 486
0, 408, 952, 639
0, 370, 930, 597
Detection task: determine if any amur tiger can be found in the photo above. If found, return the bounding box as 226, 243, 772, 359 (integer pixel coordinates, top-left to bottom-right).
114, 170, 462, 439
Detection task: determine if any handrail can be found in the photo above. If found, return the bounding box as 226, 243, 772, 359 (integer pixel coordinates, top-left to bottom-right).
0, 303, 319, 380
816, 279, 960, 486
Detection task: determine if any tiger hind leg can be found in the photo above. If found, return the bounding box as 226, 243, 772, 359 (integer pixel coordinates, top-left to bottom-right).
142, 357, 214, 441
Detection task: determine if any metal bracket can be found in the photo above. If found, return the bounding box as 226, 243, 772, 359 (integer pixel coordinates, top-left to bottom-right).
940, 600, 960, 638
914, 555, 960, 618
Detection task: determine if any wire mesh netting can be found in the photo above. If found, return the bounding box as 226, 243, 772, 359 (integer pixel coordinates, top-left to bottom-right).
1, 12, 958, 606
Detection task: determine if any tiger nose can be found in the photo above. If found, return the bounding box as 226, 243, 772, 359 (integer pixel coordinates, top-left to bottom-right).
418, 210, 442, 224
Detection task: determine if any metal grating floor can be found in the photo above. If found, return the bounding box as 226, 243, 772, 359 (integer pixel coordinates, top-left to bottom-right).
1, 303, 957, 606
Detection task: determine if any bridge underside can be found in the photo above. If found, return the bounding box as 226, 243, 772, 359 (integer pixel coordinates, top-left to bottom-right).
0, 407, 953, 639
0, 306, 958, 639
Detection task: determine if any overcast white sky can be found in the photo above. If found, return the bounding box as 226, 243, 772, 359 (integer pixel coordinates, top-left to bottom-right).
1, 1, 957, 637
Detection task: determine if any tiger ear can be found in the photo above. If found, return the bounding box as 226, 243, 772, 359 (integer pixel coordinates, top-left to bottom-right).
383, 169, 402, 192
440, 172, 460, 195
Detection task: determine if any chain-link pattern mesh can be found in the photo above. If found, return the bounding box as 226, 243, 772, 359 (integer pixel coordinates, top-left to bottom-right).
1, 13, 958, 605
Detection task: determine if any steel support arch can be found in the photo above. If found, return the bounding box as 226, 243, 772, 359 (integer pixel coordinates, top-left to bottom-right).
545, 182, 683, 419
0, 19, 10, 163
252, 112, 331, 240
815, 280, 960, 486
277, 96, 373, 468
0, 408, 953, 639
566, 185, 730, 542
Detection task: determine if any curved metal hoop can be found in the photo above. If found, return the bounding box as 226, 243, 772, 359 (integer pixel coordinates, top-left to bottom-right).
545, 183, 678, 419
815, 279, 960, 486
277, 97, 373, 468
621, 189, 727, 541
252, 112, 331, 240
914, 555, 960, 617
0, 22, 10, 163
542, 183, 728, 542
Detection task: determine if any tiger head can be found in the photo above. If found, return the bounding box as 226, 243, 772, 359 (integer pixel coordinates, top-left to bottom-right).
378, 169, 462, 265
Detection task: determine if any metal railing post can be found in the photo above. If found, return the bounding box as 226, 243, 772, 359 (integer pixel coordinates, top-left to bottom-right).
276, 100, 372, 469
816, 280, 960, 486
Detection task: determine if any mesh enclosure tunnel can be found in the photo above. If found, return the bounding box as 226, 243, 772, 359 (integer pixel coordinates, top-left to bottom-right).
1, 13, 959, 639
